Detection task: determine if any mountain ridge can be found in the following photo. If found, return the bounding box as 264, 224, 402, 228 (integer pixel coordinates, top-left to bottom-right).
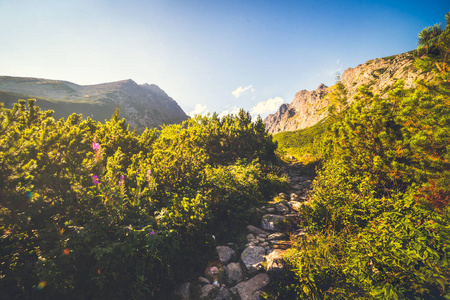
264, 51, 433, 134
0, 76, 188, 129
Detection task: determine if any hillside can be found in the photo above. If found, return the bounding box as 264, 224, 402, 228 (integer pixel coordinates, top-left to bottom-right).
264, 51, 433, 134
0, 76, 188, 129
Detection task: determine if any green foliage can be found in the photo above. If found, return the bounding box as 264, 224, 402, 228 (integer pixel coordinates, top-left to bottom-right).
0, 100, 284, 299
418, 24, 443, 54
280, 16, 450, 299
273, 118, 332, 164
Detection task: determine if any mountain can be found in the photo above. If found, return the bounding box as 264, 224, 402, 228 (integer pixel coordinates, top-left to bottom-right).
0, 76, 188, 129
264, 51, 433, 134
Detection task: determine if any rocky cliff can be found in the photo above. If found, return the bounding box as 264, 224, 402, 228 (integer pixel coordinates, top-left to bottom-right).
264, 51, 432, 134
0, 76, 188, 129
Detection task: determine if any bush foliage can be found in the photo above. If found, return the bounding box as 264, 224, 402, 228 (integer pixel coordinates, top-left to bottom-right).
280, 14, 450, 299
0, 103, 286, 299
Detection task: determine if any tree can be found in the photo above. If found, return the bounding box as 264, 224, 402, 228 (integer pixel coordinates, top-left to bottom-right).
418, 24, 442, 53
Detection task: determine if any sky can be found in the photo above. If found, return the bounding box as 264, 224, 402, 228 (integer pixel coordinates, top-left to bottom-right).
0, 0, 449, 119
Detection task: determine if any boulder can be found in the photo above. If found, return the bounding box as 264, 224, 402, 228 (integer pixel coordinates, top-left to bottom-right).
293, 184, 303, 190
266, 207, 276, 213
176, 282, 190, 300
265, 249, 285, 272
247, 234, 255, 241
267, 232, 288, 241
225, 262, 244, 285
278, 192, 288, 200
288, 201, 302, 212
200, 284, 218, 299
199, 276, 210, 285
290, 193, 300, 201
303, 180, 312, 188
216, 246, 235, 264
241, 246, 265, 274
247, 225, 269, 236
215, 287, 232, 300
275, 202, 290, 214
261, 214, 294, 232
235, 273, 270, 300
292, 228, 307, 238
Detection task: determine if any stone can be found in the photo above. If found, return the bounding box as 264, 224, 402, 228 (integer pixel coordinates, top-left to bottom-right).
225, 262, 244, 285
278, 192, 288, 200
241, 246, 265, 274
247, 234, 255, 241
216, 246, 235, 264
290, 193, 300, 201
199, 276, 210, 285
268, 232, 288, 241
303, 180, 312, 187
293, 184, 303, 190
200, 284, 218, 299
235, 273, 270, 300
265, 249, 285, 272
260, 242, 269, 247
247, 225, 269, 236
266, 207, 276, 213
229, 286, 238, 297
292, 228, 307, 238
176, 282, 190, 300
261, 214, 293, 232
275, 202, 290, 214
257, 233, 268, 239
215, 287, 232, 300
288, 201, 302, 212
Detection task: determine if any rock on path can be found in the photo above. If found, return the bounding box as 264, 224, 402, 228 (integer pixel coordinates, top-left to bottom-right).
176, 162, 312, 299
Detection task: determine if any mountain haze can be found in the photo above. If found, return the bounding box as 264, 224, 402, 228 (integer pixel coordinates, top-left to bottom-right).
0, 76, 188, 129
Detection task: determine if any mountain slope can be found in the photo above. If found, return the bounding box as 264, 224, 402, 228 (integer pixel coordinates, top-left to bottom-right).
0, 76, 188, 129
264, 51, 433, 134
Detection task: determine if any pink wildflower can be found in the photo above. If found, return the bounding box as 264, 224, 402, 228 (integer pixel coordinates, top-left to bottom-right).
119, 175, 125, 186
210, 266, 219, 275
92, 174, 100, 185
92, 142, 101, 151
150, 230, 155, 235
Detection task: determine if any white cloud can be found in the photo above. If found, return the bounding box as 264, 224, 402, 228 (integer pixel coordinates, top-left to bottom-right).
326, 67, 343, 76
326, 58, 343, 76
231, 85, 255, 98
218, 106, 240, 118
250, 97, 284, 118
188, 104, 209, 117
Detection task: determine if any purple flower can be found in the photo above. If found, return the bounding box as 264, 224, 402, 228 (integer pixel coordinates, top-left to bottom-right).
119, 175, 125, 186
150, 230, 155, 235
146, 169, 152, 178
92, 142, 101, 151
92, 174, 100, 185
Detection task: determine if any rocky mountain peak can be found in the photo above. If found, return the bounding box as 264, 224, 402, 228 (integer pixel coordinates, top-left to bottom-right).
264, 51, 432, 134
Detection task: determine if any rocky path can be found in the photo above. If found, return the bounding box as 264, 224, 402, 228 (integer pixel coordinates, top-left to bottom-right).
176, 163, 314, 300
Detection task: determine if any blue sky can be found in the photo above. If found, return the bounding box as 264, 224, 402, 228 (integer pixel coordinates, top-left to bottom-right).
0, 0, 449, 118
